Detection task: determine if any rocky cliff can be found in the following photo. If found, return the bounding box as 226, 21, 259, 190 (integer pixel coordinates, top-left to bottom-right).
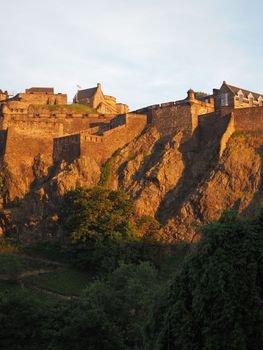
1, 122, 263, 242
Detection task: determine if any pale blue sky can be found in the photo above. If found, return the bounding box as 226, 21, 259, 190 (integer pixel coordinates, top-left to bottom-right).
1, 0, 263, 109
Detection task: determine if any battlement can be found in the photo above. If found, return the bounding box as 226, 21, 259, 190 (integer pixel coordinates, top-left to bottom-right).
9, 87, 67, 106
25, 87, 55, 94
53, 113, 147, 164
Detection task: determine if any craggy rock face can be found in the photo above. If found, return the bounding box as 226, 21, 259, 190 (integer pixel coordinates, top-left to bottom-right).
11, 126, 262, 242
2, 106, 263, 242
165, 134, 263, 241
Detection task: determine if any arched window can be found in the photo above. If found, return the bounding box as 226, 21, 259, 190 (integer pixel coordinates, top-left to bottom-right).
258, 96, 263, 107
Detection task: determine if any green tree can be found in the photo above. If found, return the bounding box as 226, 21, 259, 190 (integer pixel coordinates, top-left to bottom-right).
60, 187, 135, 242
81, 262, 159, 350
135, 215, 162, 242
0, 292, 52, 350
195, 91, 209, 99
146, 211, 263, 350
60, 187, 136, 272
53, 300, 125, 350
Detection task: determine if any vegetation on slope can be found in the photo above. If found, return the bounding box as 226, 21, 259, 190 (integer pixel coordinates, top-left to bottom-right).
0, 188, 262, 350
98, 159, 112, 187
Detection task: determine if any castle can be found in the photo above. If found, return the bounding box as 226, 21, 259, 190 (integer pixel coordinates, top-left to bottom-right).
73, 83, 129, 114
0, 81, 263, 201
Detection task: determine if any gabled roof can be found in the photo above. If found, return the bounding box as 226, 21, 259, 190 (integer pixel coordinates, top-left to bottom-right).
76, 87, 98, 100
224, 82, 263, 100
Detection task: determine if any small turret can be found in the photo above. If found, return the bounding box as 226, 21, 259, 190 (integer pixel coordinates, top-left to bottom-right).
187, 88, 195, 101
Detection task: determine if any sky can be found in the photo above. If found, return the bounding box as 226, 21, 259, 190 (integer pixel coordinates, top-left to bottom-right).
1, 0, 263, 109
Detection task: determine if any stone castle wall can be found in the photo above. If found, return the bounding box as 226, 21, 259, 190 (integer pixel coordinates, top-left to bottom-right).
138, 99, 214, 139
53, 134, 81, 163
53, 113, 147, 164
0, 111, 114, 136
197, 106, 263, 159
3, 126, 56, 200
0, 130, 7, 156
233, 107, 263, 132
2, 116, 64, 135
13, 92, 67, 105
147, 103, 192, 137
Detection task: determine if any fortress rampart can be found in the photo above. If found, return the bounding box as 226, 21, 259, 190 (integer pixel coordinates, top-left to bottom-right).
12, 89, 67, 105
0, 108, 115, 135
134, 99, 214, 139
197, 106, 263, 159
53, 113, 147, 164
233, 107, 263, 132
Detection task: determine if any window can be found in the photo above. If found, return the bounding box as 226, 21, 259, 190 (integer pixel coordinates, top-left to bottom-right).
259, 97, 263, 107
221, 93, 229, 107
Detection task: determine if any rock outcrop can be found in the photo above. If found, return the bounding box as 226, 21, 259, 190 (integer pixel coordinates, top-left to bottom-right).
1, 123, 263, 242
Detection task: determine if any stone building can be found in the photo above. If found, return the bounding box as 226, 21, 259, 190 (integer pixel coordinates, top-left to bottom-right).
214, 81, 263, 110
0, 90, 8, 102
73, 83, 129, 114
11, 87, 67, 105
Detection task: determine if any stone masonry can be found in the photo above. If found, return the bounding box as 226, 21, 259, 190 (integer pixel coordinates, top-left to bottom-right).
0, 81, 263, 201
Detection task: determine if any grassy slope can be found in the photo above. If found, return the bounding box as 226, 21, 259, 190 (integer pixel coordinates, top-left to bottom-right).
0, 254, 51, 275
27, 269, 91, 296
33, 104, 97, 113
0, 240, 189, 301
0, 252, 91, 300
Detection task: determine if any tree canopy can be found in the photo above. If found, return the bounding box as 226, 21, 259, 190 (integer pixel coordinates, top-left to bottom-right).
59, 187, 163, 273
146, 211, 263, 350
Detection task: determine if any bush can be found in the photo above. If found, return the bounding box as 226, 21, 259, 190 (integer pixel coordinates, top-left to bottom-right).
98, 160, 112, 187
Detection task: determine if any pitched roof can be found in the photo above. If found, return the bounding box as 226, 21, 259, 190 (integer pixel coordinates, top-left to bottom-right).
225, 83, 263, 100
76, 87, 98, 100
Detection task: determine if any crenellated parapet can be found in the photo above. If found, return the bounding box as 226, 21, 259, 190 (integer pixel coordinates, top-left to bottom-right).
53, 113, 147, 164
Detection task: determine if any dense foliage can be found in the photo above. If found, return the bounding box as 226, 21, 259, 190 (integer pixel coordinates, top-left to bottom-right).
60, 187, 136, 240
59, 187, 163, 273
146, 211, 263, 350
